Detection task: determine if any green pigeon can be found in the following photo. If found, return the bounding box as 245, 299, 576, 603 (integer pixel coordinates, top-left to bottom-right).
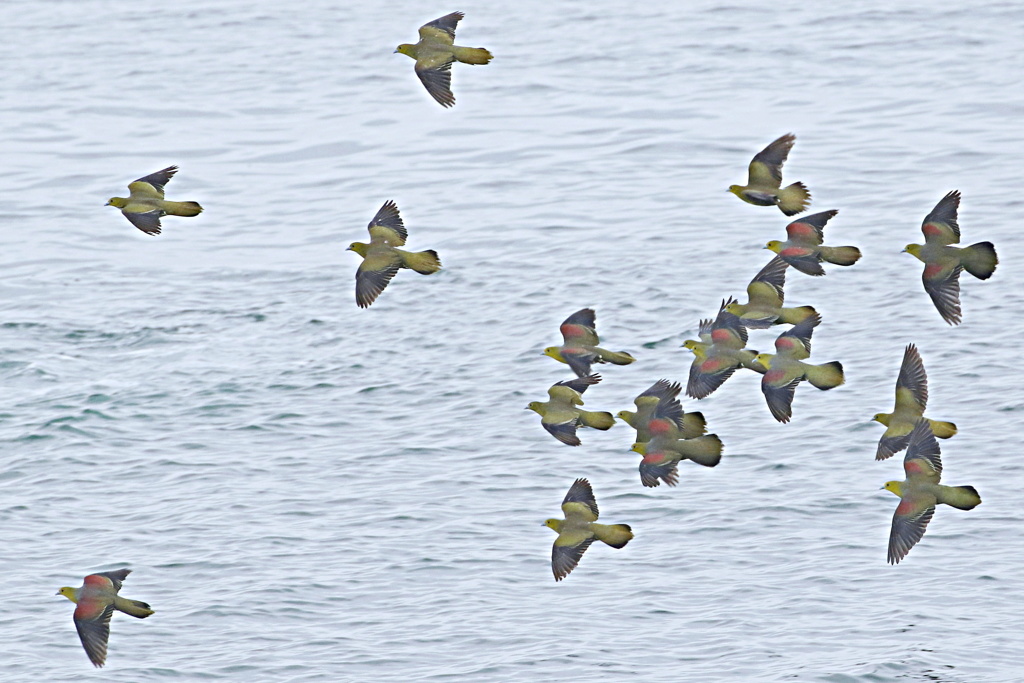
629, 397, 723, 487
682, 298, 766, 399
724, 256, 817, 328
883, 419, 981, 564
728, 133, 811, 216
347, 200, 441, 308
617, 379, 706, 443
765, 210, 861, 276
544, 478, 633, 581
872, 344, 957, 460
903, 190, 998, 325
395, 12, 493, 107
526, 374, 615, 446
56, 569, 153, 667
106, 166, 202, 235
543, 308, 636, 377
754, 312, 844, 423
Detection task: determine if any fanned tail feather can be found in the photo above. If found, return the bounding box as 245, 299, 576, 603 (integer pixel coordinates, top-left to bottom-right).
593, 523, 633, 548
400, 249, 442, 274
821, 246, 862, 267
578, 410, 615, 430
928, 419, 958, 439
961, 241, 998, 280
674, 434, 723, 468
939, 485, 981, 510
806, 361, 845, 390
452, 46, 493, 64
165, 200, 203, 217
777, 181, 810, 216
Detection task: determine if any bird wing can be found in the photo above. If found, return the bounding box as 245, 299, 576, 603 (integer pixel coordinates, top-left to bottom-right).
746, 133, 794, 188
921, 262, 962, 325
355, 249, 402, 308
560, 308, 600, 346
121, 209, 164, 235
414, 55, 456, 108
876, 430, 912, 461
559, 348, 597, 378
710, 299, 748, 349
747, 256, 788, 308
784, 210, 837, 246
635, 378, 679, 403
639, 451, 680, 487
74, 600, 115, 667
367, 200, 407, 246
93, 569, 130, 592
552, 535, 594, 581
562, 478, 599, 520
696, 317, 714, 343
762, 370, 800, 423
888, 499, 935, 564
687, 354, 738, 399
542, 416, 581, 446
127, 166, 177, 199
903, 419, 942, 483
894, 343, 928, 411
778, 245, 825, 276
555, 373, 601, 396
921, 190, 961, 245
419, 11, 462, 44
773, 312, 819, 359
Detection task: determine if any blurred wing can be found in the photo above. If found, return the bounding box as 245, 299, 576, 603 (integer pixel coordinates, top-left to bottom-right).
922, 262, 962, 325
92, 570, 129, 592
562, 478, 599, 520
903, 419, 942, 483
888, 501, 934, 564
542, 418, 581, 446
122, 209, 163, 235
355, 251, 401, 308
552, 535, 594, 581
921, 190, 961, 245
127, 166, 177, 198
419, 11, 462, 43
785, 210, 837, 246
747, 133, 794, 188
778, 245, 825, 276
560, 348, 596, 378
555, 373, 601, 395
414, 56, 456, 108
895, 343, 928, 410
636, 378, 680, 402
560, 309, 599, 346
367, 200, 407, 246
74, 601, 114, 667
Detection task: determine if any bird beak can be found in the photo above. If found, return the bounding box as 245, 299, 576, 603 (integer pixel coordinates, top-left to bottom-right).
54, 590, 61, 595
762, 245, 769, 250
900, 248, 908, 253
393, 49, 400, 54
345, 246, 352, 251
524, 406, 531, 410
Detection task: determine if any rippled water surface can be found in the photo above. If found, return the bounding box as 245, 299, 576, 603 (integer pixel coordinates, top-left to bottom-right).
3, 0, 1024, 680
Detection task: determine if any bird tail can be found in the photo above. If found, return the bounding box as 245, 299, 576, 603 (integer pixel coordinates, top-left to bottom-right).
452, 46, 493, 64
679, 411, 707, 438
806, 361, 845, 390
777, 182, 811, 216
820, 246, 862, 267
578, 410, 615, 430
961, 241, 998, 280
938, 484, 982, 510
592, 523, 633, 548
163, 200, 203, 217
399, 249, 442, 274
597, 349, 636, 366
113, 596, 154, 618
928, 419, 958, 439
674, 434, 723, 468
778, 305, 818, 326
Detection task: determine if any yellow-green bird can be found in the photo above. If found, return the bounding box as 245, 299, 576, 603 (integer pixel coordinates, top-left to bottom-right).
347, 200, 441, 308
724, 256, 817, 328
544, 478, 633, 581
728, 133, 811, 216
527, 374, 615, 446
682, 298, 766, 399
872, 343, 957, 461
543, 308, 636, 377
883, 419, 981, 564
765, 210, 862, 276
56, 568, 153, 667
617, 379, 707, 443
904, 190, 998, 325
754, 312, 844, 423
630, 399, 723, 487
106, 166, 202, 235
395, 12, 493, 108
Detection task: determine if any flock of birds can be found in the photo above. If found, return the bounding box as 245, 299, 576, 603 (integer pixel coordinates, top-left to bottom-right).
53, 10, 1000, 668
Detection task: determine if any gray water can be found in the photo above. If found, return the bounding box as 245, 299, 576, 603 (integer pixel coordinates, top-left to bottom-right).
3, 0, 1024, 680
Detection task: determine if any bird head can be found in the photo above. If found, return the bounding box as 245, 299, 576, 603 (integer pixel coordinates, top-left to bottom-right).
727, 185, 745, 197
753, 353, 773, 368
394, 43, 416, 57
542, 519, 562, 532
347, 242, 369, 257
106, 197, 127, 208
881, 481, 903, 497
541, 346, 563, 362
615, 410, 631, 422
724, 301, 744, 315
681, 339, 703, 352
630, 442, 647, 455
765, 240, 783, 253
56, 586, 77, 602
902, 244, 921, 256
525, 401, 543, 415
871, 413, 891, 426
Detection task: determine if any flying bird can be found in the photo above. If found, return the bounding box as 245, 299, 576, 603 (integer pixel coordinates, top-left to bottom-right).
724, 256, 817, 328
617, 379, 706, 443
682, 298, 766, 399
106, 166, 202, 235
544, 478, 633, 581
543, 308, 635, 377
395, 12, 493, 107
629, 398, 723, 487
347, 200, 441, 308
526, 374, 614, 446
765, 210, 861, 276
754, 313, 844, 423
903, 190, 998, 325
728, 133, 811, 216
872, 344, 957, 460
56, 569, 153, 667
882, 419, 981, 564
